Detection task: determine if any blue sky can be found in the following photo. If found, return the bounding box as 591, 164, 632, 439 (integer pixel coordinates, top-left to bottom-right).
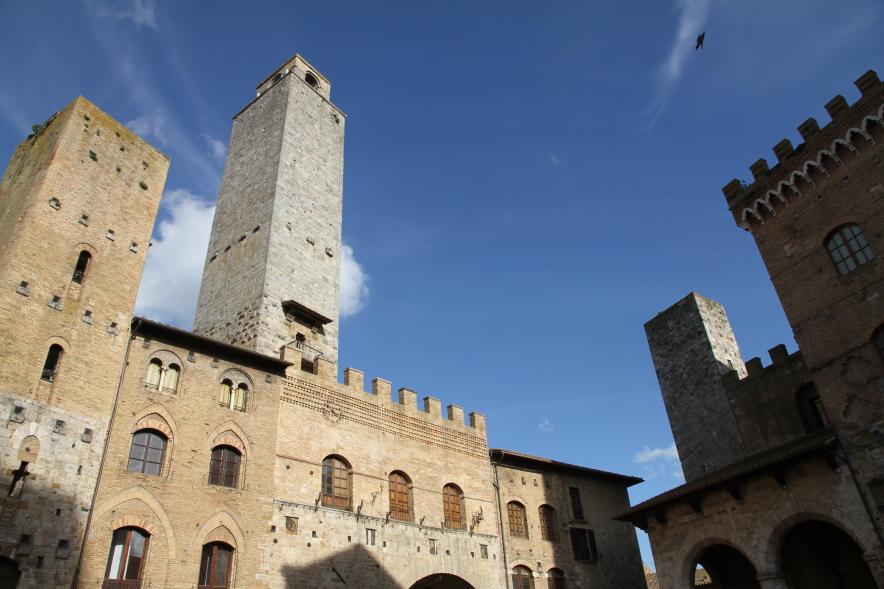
2, 0, 882, 568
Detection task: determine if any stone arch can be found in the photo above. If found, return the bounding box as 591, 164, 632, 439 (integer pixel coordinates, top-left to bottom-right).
803, 160, 829, 181
409, 573, 476, 589
92, 485, 178, 559
861, 115, 884, 141
816, 150, 842, 173
831, 138, 859, 163
209, 421, 251, 457
754, 198, 776, 217
766, 189, 788, 208
218, 367, 253, 389
191, 512, 246, 553
131, 403, 179, 441
110, 514, 158, 536
17, 435, 40, 462
678, 531, 758, 587
43, 335, 71, 351
147, 349, 184, 370
742, 207, 764, 225
762, 509, 879, 574
844, 127, 873, 150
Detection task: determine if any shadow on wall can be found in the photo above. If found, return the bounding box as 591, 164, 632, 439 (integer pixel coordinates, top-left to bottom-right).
0, 466, 87, 588
280, 544, 476, 589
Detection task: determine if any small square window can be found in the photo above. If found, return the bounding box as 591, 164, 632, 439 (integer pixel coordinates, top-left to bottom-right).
480, 544, 488, 559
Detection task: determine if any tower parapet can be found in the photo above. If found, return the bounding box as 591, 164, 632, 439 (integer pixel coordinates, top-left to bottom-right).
722, 70, 884, 230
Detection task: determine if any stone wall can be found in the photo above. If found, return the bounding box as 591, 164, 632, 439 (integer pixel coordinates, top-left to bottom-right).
493, 460, 646, 589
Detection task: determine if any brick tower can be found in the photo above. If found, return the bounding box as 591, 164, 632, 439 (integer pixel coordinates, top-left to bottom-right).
193, 55, 345, 366
645, 292, 748, 481
0, 97, 167, 586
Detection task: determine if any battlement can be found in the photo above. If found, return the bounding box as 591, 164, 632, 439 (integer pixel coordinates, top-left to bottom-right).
722, 69, 884, 230
722, 344, 802, 387
280, 345, 486, 438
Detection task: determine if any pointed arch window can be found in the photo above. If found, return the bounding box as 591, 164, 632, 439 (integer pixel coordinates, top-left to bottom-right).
198, 542, 233, 589
41, 344, 63, 382
826, 224, 875, 275
127, 430, 167, 476
208, 446, 241, 488
388, 471, 413, 522
539, 505, 557, 541
72, 251, 92, 284
512, 566, 535, 589
508, 501, 528, 538
442, 483, 465, 529
321, 455, 352, 510
146, 359, 180, 393
104, 527, 149, 587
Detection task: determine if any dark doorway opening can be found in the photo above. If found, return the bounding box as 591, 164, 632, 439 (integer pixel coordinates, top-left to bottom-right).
781, 520, 876, 589
0, 557, 21, 588
692, 544, 760, 589
410, 573, 476, 589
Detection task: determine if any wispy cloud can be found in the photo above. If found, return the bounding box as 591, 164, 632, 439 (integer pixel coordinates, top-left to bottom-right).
634, 442, 682, 480
96, 0, 158, 29
645, 0, 712, 129
0, 90, 31, 136
538, 418, 555, 433
135, 188, 215, 327
635, 443, 679, 464
202, 134, 227, 164
340, 244, 369, 317
548, 153, 560, 167
127, 111, 168, 145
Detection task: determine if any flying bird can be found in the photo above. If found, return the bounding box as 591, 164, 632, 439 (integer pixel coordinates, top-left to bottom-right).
696, 32, 705, 50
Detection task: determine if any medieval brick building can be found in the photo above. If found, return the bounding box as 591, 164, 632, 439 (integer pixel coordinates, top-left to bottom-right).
618, 71, 884, 588
0, 55, 646, 588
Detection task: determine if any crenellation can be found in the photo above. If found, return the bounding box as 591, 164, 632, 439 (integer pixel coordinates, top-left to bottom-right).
447, 404, 464, 426
343, 367, 364, 391
423, 396, 442, 418
825, 94, 850, 120
798, 116, 821, 141
772, 138, 794, 163
372, 377, 392, 398
399, 387, 418, 409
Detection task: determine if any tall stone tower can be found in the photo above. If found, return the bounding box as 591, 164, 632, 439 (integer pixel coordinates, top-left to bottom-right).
645, 292, 748, 481
0, 97, 167, 587
194, 55, 345, 365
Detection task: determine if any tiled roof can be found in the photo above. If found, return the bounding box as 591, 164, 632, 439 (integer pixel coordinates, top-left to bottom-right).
490, 448, 643, 486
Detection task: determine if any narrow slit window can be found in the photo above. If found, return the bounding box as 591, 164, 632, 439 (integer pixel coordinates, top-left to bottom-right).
71, 251, 92, 284
41, 344, 63, 383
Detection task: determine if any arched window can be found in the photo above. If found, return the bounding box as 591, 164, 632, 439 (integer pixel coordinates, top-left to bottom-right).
321, 455, 351, 510
442, 483, 465, 529
219, 380, 233, 407
163, 364, 180, 393
198, 542, 234, 589
41, 344, 63, 382
127, 430, 167, 476
104, 527, 149, 587
796, 383, 828, 432
219, 380, 247, 412
508, 501, 528, 538
304, 71, 319, 89
72, 251, 92, 284
146, 359, 162, 389
547, 569, 565, 589
539, 505, 557, 541
388, 471, 413, 522
825, 224, 875, 275
512, 566, 535, 589
209, 446, 241, 488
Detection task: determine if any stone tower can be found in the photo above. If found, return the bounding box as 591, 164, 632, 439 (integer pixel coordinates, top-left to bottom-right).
194, 55, 345, 366
0, 97, 167, 587
644, 292, 748, 481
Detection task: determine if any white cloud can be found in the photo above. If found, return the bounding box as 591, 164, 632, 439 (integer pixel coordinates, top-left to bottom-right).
203, 134, 227, 164
340, 244, 369, 317
548, 153, 560, 167
634, 443, 679, 464
134, 189, 215, 327
538, 418, 555, 433
634, 442, 682, 480
127, 111, 168, 145
97, 0, 158, 29
645, 0, 712, 128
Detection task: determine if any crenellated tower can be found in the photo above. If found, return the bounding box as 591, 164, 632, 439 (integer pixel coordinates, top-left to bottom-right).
194, 55, 345, 366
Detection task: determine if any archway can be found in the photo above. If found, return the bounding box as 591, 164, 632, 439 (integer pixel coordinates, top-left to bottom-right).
780, 520, 876, 589
692, 544, 760, 589
0, 557, 21, 588
410, 573, 476, 589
